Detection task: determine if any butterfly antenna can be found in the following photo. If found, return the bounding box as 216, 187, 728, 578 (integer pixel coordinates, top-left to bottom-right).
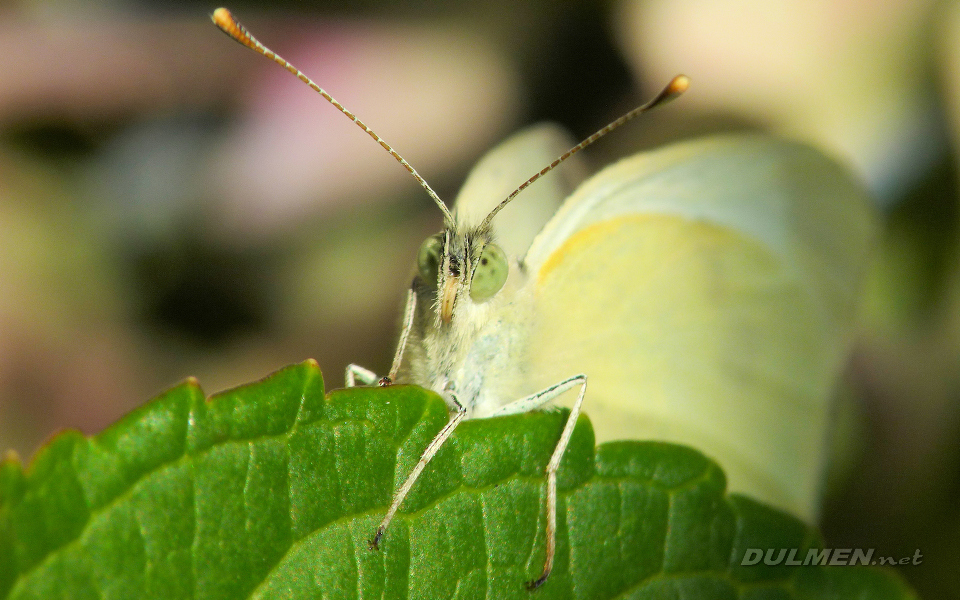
479, 75, 689, 230
211, 8, 453, 222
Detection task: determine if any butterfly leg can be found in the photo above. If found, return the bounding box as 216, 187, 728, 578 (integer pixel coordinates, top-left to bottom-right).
346, 288, 417, 387
344, 364, 378, 387
384, 287, 417, 384
369, 393, 467, 551
492, 374, 588, 590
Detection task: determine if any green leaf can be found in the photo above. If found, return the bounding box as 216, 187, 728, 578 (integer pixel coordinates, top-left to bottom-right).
0, 361, 916, 599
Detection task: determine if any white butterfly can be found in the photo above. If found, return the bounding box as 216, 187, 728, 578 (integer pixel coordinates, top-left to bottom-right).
213, 8, 873, 590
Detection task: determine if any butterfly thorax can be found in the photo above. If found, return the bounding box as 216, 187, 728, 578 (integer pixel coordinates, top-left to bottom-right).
397, 226, 535, 418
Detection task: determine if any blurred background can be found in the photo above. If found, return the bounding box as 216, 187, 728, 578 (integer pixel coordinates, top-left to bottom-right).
0, 0, 957, 596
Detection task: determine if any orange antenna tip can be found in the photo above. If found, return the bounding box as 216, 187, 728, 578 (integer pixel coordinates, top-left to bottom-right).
211, 7, 258, 52
211, 7, 234, 32
667, 74, 690, 98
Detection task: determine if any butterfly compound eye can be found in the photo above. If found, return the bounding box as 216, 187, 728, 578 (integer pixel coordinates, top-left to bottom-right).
469, 243, 508, 301
417, 234, 444, 288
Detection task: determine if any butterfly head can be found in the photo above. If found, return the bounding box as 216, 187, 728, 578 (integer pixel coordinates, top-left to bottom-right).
416, 224, 509, 326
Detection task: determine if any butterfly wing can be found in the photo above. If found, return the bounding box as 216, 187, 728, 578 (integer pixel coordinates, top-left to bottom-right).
521, 135, 875, 520
452, 123, 587, 259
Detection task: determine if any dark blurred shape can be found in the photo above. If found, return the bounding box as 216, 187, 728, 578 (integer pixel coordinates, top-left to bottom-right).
882, 155, 960, 326
524, 4, 634, 135
1, 120, 113, 161
131, 231, 273, 345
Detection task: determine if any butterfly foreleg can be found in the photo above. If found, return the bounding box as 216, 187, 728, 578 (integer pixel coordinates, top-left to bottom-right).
345, 288, 417, 388
492, 374, 588, 591
369, 393, 467, 551
345, 364, 378, 387
385, 287, 417, 383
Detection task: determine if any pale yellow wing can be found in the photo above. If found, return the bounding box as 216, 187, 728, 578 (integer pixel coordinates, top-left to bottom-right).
452, 123, 586, 259
522, 136, 876, 520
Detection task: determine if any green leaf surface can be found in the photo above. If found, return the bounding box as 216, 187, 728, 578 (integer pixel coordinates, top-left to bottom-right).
0, 361, 916, 599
